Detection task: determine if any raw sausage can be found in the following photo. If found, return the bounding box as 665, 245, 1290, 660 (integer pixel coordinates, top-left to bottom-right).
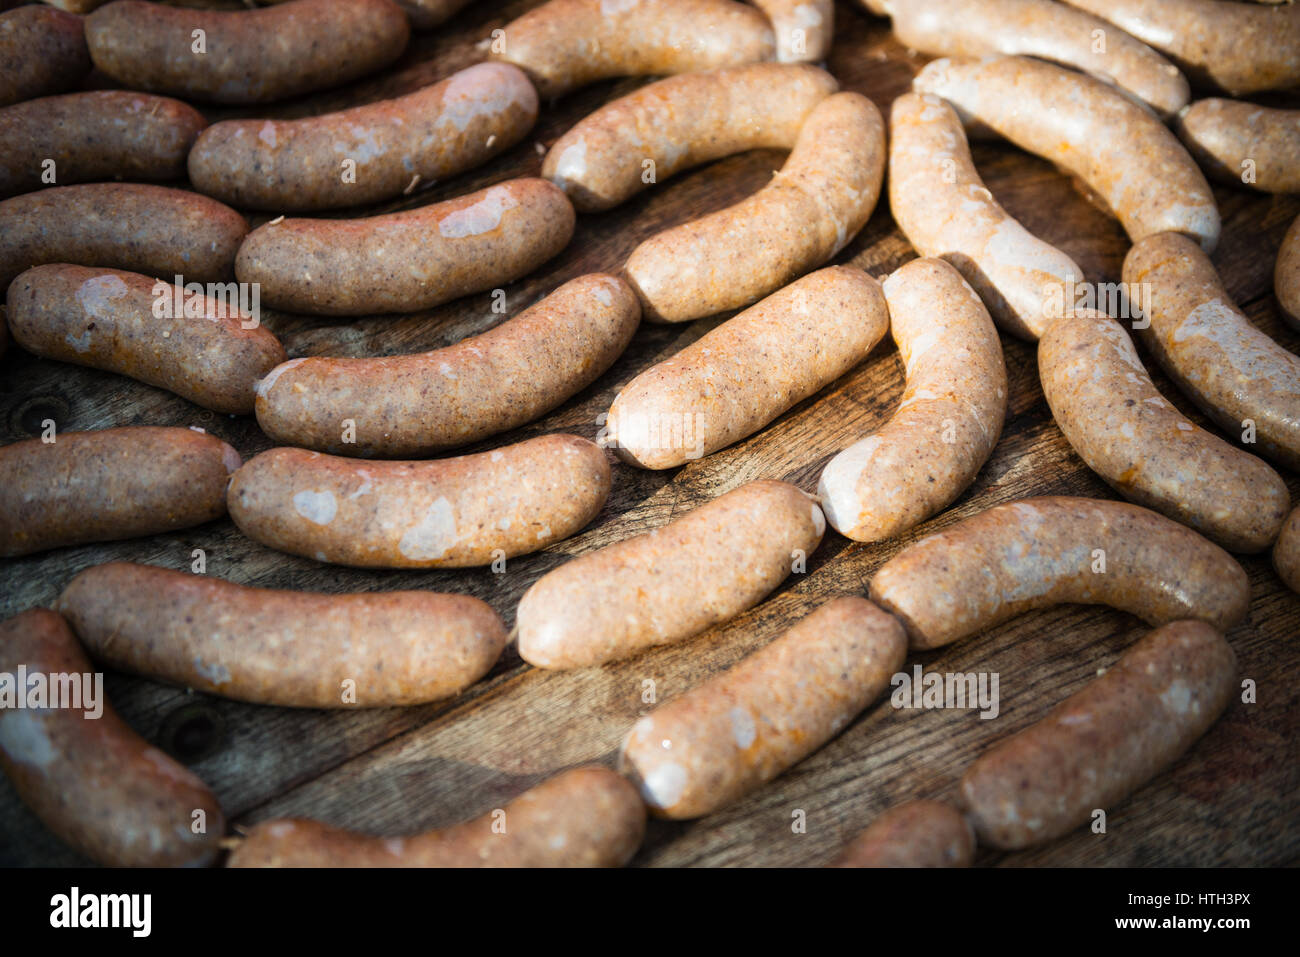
1279, 213, 1300, 331
1274, 506, 1300, 593
828, 800, 975, 867
1177, 99, 1300, 194
751, 0, 832, 63
0, 7, 91, 107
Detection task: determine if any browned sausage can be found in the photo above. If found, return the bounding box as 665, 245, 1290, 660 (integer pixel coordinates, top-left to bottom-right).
961, 620, 1237, 849
0, 608, 225, 867
227, 766, 645, 867
0, 426, 239, 558
828, 800, 976, 867
0, 7, 91, 107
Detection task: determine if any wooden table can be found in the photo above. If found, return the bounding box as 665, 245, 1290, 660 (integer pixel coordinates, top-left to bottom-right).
2, 0, 1297, 867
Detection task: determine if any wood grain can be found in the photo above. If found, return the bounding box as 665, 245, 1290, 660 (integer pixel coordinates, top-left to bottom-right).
1, 0, 1297, 867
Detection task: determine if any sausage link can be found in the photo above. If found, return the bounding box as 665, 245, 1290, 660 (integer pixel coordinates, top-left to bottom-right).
607, 266, 888, 469
620, 596, 905, 819
227, 766, 645, 867
869, 496, 1251, 650
396, 0, 470, 30
0, 608, 225, 867
961, 620, 1237, 849
1123, 231, 1300, 472
1278, 213, 1300, 332
914, 55, 1220, 252
750, 0, 833, 63
189, 63, 538, 212
542, 63, 837, 212
1039, 309, 1289, 553
828, 799, 975, 867
255, 274, 639, 457
227, 434, 610, 569
0, 7, 91, 107
57, 562, 506, 708
491, 0, 775, 98
1177, 99, 1300, 195
1274, 506, 1300, 594
819, 258, 1006, 542
626, 91, 884, 323
518, 480, 826, 669
888, 92, 1083, 340
7, 265, 286, 415
0, 427, 239, 558
235, 177, 574, 315
85, 0, 410, 105
0, 183, 248, 289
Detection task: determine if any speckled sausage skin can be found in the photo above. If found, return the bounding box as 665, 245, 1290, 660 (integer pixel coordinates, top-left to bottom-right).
227, 435, 610, 569
542, 63, 837, 212
914, 56, 1220, 253
870, 0, 1187, 117
0, 609, 225, 867
189, 63, 538, 212
57, 562, 506, 708
961, 620, 1237, 850
518, 480, 826, 669
7, 265, 286, 415
828, 800, 976, 867
1123, 232, 1300, 472
0, 91, 206, 199
620, 597, 905, 819
751, 0, 832, 62
255, 274, 639, 457
607, 267, 888, 469
0, 427, 239, 558
1278, 214, 1300, 332
819, 258, 1006, 542
869, 496, 1251, 650
235, 178, 574, 316
227, 767, 645, 868
1274, 507, 1300, 593
85, 0, 410, 105
1040, 310, 1289, 553
0, 183, 247, 289
1061, 0, 1300, 96
888, 94, 1081, 341
1176, 100, 1300, 195
491, 0, 775, 99
0, 7, 91, 107
626, 92, 884, 323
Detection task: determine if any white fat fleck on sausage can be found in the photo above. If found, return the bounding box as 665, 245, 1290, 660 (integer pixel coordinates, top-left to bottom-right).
292, 489, 338, 525
549, 833, 568, 850
75, 274, 128, 317
794, 4, 823, 28
383, 837, 405, 856
399, 497, 459, 560
258, 121, 277, 148
0, 709, 55, 768
255, 357, 307, 398
593, 285, 613, 307
268, 821, 297, 838
1160, 680, 1193, 715
64, 330, 94, 354
438, 186, 520, 238
730, 707, 757, 749
600, 0, 641, 15
193, 656, 232, 687
640, 761, 687, 810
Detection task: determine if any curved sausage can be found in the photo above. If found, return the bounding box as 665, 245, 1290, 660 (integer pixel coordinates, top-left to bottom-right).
1279, 213, 1300, 332
750, 0, 832, 63
869, 496, 1251, 650
235, 177, 574, 315
0, 427, 239, 558
57, 562, 506, 708
1274, 506, 1300, 594
626, 91, 884, 323
227, 434, 610, 569
819, 257, 1006, 542
1039, 309, 1289, 553
607, 266, 888, 469
0, 91, 206, 199
518, 480, 825, 669
542, 63, 837, 212
1177, 99, 1300, 195
85, 0, 410, 105
0, 183, 248, 289
0, 7, 91, 107
888, 92, 1083, 341
828, 800, 975, 868
913, 55, 1220, 253
189, 63, 538, 212
872, 0, 1188, 117
6, 265, 286, 415
620, 596, 905, 819
227, 766, 645, 867
1060, 0, 1300, 96
0, 608, 225, 867
255, 274, 639, 457
961, 620, 1237, 849
491, 0, 775, 98
1123, 231, 1300, 472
